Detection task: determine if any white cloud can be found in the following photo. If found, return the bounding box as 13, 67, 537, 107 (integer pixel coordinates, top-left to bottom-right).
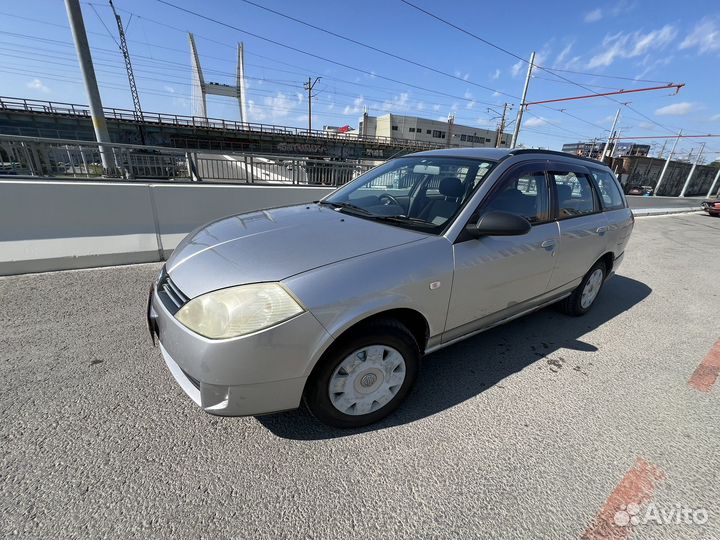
554, 43, 574, 67
163, 85, 176, 94
525, 117, 549, 127
463, 90, 473, 99
587, 25, 677, 68
680, 17, 720, 54
343, 95, 365, 116
655, 102, 694, 116
416, 102, 425, 111
490, 68, 500, 80
26, 78, 50, 93
432, 104, 441, 112
584, 8, 602, 23
475, 117, 495, 128
247, 91, 298, 123
380, 92, 410, 112
466, 100, 476, 110
711, 113, 720, 122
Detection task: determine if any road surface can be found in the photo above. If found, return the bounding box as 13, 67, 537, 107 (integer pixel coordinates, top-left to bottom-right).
1, 213, 719, 539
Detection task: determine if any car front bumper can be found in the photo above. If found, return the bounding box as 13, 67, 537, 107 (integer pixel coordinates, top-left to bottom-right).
148, 280, 334, 416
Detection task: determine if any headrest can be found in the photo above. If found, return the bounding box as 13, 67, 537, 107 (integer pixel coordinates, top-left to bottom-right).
557, 183, 573, 201
439, 177, 464, 198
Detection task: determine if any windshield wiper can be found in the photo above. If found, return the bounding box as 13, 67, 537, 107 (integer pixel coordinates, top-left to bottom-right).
373, 215, 437, 228
318, 201, 374, 215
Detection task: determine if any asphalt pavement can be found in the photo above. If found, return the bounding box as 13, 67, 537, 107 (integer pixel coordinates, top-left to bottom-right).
1, 213, 719, 540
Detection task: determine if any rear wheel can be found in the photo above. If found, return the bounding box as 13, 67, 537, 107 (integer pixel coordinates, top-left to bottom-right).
304, 319, 420, 428
558, 261, 606, 316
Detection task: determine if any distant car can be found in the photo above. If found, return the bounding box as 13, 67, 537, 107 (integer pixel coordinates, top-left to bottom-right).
627, 185, 653, 196
147, 148, 634, 428
702, 199, 720, 216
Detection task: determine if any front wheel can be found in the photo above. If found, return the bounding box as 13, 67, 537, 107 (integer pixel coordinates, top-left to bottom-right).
304, 319, 420, 428
558, 261, 606, 316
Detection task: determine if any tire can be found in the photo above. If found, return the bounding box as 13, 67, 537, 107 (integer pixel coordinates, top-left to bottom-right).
304, 318, 420, 428
558, 260, 607, 316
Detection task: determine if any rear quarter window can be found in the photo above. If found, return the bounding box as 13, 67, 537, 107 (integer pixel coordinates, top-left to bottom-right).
590, 169, 625, 210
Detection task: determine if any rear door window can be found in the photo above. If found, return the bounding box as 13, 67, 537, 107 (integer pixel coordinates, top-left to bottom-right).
590, 169, 625, 210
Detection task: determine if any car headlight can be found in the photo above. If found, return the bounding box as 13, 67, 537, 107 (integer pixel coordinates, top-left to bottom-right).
175, 283, 304, 339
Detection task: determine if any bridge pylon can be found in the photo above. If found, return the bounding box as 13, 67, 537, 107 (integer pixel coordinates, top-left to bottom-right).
189, 33, 248, 123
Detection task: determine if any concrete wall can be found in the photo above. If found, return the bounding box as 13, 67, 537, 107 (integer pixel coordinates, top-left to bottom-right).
0, 179, 335, 275
618, 156, 720, 196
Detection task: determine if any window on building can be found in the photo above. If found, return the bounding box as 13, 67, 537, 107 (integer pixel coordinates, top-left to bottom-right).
392, 125, 398, 131
460, 134, 467, 141
485, 138, 491, 143
408, 127, 415, 133
426, 129, 431, 134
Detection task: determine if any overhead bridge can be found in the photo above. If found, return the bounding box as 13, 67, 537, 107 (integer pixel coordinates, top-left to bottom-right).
0, 96, 443, 160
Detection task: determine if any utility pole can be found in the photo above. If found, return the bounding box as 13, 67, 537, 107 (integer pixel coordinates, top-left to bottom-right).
495, 103, 512, 148
64, 0, 111, 170
510, 51, 535, 148
602, 108, 621, 161
610, 130, 621, 158
657, 139, 668, 159
447, 113, 455, 148
303, 77, 321, 134
654, 130, 682, 196
679, 142, 704, 197
707, 167, 720, 198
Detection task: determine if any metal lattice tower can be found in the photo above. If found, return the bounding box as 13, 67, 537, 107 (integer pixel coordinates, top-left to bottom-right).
109, 0, 143, 122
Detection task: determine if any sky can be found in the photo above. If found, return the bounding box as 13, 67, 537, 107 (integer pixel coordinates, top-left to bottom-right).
2, 0, 720, 158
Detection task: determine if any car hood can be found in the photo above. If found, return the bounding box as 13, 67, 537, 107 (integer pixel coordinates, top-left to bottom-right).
166, 204, 428, 298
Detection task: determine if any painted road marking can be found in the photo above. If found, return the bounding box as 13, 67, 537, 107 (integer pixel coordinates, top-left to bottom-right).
689, 339, 720, 392
580, 458, 665, 540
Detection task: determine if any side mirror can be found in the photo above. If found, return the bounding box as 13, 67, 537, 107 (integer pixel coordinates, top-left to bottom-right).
466, 210, 532, 238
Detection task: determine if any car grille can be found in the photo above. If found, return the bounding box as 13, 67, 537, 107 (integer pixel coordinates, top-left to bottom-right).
156, 269, 190, 315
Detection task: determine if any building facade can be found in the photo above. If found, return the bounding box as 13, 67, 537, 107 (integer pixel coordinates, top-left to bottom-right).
562, 141, 650, 159
359, 113, 511, 148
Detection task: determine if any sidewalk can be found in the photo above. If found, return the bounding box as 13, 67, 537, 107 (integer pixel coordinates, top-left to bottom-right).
632, 207, 702, 217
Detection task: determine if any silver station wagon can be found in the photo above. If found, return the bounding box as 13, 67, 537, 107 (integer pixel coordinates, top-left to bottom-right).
147, 148, 633, 428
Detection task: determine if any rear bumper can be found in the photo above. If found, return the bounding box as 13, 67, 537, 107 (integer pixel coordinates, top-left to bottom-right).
148, 280, 334, 416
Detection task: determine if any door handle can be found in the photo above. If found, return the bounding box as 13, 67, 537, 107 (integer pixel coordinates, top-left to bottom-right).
540, 239, 555, 249
596, 226, 608, 234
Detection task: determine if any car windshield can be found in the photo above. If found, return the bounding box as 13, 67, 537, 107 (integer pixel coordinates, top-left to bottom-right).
322, 156, 496, 233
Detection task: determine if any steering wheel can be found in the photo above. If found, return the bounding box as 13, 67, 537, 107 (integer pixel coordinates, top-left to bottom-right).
379, 194, 402, 207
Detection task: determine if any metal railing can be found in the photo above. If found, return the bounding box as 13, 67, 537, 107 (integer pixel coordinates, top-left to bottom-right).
0, 96, 444, 152
0, 134, 375, 186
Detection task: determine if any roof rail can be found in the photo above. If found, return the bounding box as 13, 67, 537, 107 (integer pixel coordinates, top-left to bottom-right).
509, 148, 607, 167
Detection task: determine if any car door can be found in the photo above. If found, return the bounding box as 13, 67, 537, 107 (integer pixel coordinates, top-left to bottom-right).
588, 167, 634, 263
444, 160, 560, 341
546, 162, 609, 291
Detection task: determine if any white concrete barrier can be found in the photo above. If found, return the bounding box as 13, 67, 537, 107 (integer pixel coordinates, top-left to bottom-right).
0, 178, 335, 275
